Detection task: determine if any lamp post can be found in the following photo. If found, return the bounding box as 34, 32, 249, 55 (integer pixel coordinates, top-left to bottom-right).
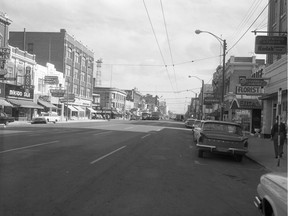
195, 29, 226, 121
188, 75, 204, 120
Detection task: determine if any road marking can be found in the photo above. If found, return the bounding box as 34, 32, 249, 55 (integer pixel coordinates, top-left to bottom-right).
141, 134, 151, 139
0, 141, 59, 154
124, 126, 134, 130
90, 145, 127, 164
156, 128, 162, 131
93, 131, 112, 136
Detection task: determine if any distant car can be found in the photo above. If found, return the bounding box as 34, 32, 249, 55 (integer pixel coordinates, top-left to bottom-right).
40, 112, 60, 123
195, 120, 248, 161
254, 172, 287, 216
31, 117, 47, 124
184, 118, 196, 128
0, 111, 15, 125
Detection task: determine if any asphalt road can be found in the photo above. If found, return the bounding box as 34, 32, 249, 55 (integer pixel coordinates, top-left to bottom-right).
0, 120, 267, 216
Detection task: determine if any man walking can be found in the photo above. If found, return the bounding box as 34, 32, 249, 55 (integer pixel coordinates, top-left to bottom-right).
271, 117, 287, 158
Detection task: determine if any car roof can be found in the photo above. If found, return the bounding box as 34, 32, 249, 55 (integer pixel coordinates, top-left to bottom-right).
202, 120, 241, 126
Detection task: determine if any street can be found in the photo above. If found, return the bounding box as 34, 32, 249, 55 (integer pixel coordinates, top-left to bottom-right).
0, 120, 267, 216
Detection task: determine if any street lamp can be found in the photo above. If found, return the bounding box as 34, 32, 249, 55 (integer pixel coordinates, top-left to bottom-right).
188, 75, 204, 120
195, 29, 227, 121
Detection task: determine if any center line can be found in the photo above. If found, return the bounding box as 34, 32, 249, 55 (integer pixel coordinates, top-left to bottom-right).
0, 141, 59, 154
90, 145, 127, 164
141, 134, 151, 139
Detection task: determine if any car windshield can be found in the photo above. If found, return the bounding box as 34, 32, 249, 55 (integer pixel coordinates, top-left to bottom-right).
203, 123, 243, 135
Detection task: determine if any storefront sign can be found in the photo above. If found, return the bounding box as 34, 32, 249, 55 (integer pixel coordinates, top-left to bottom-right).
59, 93, 75, 103
231, 99, 262, 110
235, 85, 262, 95
239, 77, 267, 87
204, 97, 220, 105
24, 66, 32, 88
45, 76, 59, 85
0, 47, 11, 60
5, 83, 34, 99
50, 89, 66, 97
255, 36, 287, 54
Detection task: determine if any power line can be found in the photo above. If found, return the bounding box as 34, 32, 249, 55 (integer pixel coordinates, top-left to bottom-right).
160, 0, 178, 91
142, 0, 175, 91
227, 0, 270, 53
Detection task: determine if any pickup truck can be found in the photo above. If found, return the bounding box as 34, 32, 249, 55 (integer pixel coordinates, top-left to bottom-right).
0, 112, 15, 125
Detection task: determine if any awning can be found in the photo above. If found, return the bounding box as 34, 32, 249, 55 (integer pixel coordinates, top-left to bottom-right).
87, 107, 96, 113
8, 99, 44, 109
67, 105, 78, 112
230, 98, 262, 110
74, 106, 85, 112
0, 99, 13, 107
38, 99, 57, 109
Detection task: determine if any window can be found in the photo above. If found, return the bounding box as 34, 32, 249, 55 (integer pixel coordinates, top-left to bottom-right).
74, 68, 79, 79
87, 89, 91, 98
73, 84, 78, 94
87, 75, 91, 84
38, 78, 45, 93
65, 65, 72, 76
75, 52, 80, 63
80, 86, 85, 96
66, 47, 72, 59
82, 56, 86, 67
81, 72, 85, 82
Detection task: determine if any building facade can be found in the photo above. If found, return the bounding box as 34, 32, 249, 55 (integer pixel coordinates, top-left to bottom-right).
9, 29, 95, 119
260, 0, 287, 137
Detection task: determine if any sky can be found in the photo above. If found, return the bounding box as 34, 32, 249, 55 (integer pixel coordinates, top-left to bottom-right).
2, 0, 268, 113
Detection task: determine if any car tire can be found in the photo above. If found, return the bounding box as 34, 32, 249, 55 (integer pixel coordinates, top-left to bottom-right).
235, 155, 243, 162
198, 150, 203, 158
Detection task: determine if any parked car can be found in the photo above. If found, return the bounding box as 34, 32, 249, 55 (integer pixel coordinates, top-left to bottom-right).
31, 117, 47, 124
0, 111, 15, 125
40, 112, 60, 123
254, 172, 287, 216
184, 118, 196, 128
195, 120, 248, 161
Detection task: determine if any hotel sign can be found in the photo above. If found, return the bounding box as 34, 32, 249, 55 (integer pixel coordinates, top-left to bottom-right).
235, 85, 262, 95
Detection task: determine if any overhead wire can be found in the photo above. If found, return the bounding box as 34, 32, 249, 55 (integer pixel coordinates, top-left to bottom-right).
142, 0, 175, 91
227, 0, 270, 53
160, 0, 178, 91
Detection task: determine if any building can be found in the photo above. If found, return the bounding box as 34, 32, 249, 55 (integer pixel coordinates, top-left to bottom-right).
93, 86, 127, 119
125, 87, 143, 110
9, 29, 95, 119
259, 0, 287, 137
34, 63, 65, 118
222, 56, 265, 132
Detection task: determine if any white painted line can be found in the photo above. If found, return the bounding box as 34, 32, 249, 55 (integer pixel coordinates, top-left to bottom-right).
93, 131, 112, 136
0, 141, 59, 154
90, 145, 127, 164
156, 128, 162, 131
141, 134, 151, 139
124, 126, 134, 130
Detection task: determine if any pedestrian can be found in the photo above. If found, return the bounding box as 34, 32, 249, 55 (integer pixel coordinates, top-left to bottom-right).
271, 118, 287, 158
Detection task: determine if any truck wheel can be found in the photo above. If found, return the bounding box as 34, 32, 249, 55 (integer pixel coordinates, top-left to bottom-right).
198, 150, 203, 158
235, 155, 243, 162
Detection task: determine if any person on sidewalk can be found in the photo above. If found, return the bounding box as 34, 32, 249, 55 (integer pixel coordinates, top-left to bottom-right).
271, 118, 287, 158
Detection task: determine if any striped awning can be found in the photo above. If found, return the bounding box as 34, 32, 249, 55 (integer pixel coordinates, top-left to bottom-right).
0, 99, 13, 107
38, 99, 57, 109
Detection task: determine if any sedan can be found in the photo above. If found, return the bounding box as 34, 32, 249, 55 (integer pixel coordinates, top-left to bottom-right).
254, 172, 287, 216
195, 120, 248, 161
184, 118, 196, 128
31, 117, 47, 124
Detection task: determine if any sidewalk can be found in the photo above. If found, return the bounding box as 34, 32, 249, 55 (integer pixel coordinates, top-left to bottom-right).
246, 135, 287, 173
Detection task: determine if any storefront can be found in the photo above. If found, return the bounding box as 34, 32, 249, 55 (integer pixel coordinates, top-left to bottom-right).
230, 98, 262, 133
1, 83, 43, 121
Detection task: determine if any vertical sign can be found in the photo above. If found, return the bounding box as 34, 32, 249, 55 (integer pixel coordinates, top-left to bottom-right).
277, 88, 282, 166
24, 66, 32, 88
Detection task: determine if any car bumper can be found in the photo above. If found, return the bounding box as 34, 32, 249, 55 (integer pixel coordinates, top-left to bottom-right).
254, 196, 263, 213
196, 144, 248, 155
